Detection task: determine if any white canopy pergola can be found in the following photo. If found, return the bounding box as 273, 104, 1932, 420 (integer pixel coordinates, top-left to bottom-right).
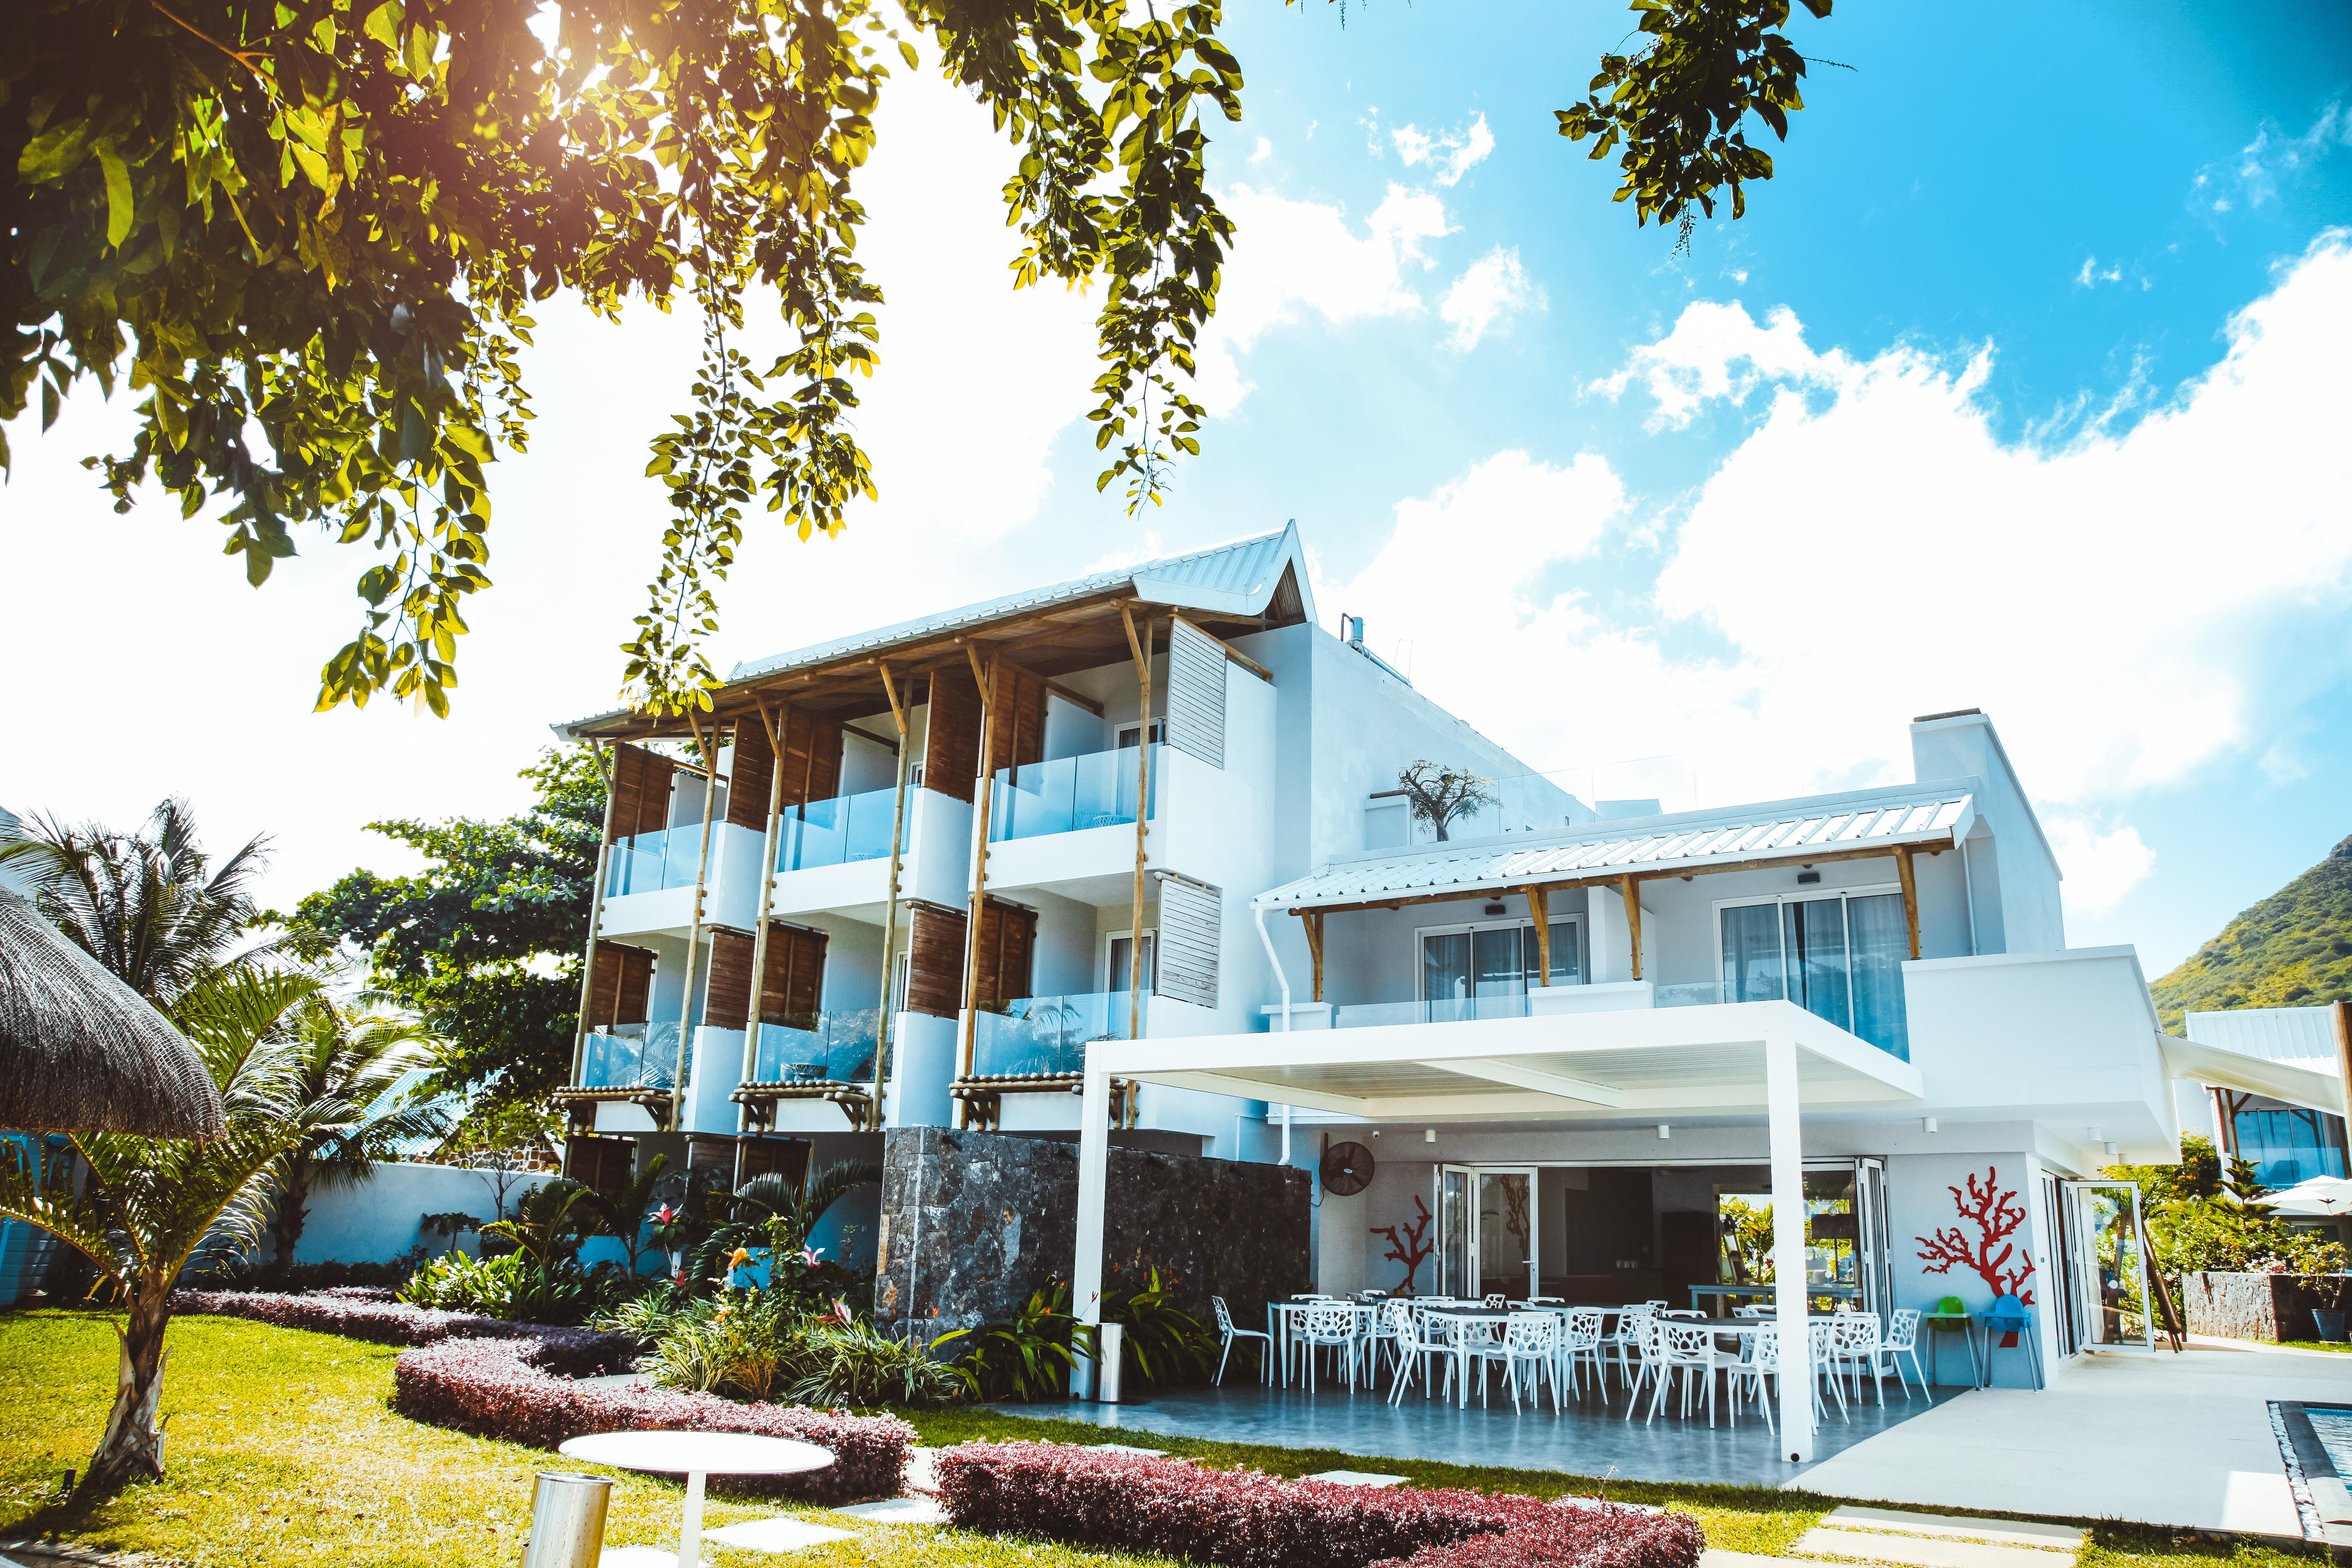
1068, 1000, 1924, 1461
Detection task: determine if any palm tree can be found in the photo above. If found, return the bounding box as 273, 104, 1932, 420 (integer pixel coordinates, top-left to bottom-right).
268, 993, 450, 1267
0, 967, 319, 1491
0, 799, 273, 1004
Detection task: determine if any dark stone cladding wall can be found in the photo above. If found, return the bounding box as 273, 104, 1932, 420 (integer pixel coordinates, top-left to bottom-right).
873, 1125, 1310, 1344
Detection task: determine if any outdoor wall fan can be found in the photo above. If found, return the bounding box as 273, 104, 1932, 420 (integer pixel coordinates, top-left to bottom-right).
1320, 1141, 1375, 1196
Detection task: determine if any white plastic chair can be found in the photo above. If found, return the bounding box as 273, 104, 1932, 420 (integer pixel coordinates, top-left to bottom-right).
1832, 1313, 1885, 1405
1210, 1295, 1272, 1387
1619, 1313, 1667, 1419
1607, 1303, 1658, 1394
1296, 1303, 1359, 1392
1725, 1323, 1778, 1433
1808, 1318, 1851, 1423
1643, 1320, 1721, 1426
1499, 1312, 1561, 1413
1559, 1307, 1607, 1398
1877, 1308, 1925, 1396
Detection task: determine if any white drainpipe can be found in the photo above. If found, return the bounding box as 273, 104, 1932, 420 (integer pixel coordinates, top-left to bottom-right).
1254, 902, 1293, 1163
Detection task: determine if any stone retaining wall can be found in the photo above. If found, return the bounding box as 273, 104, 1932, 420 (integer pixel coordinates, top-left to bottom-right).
2179, 1271, 2349, 1341
872, 1126, 1310, 1344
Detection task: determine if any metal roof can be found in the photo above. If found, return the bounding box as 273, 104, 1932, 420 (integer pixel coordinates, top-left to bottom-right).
2183, 1006, 2344, 1075
726, 521, 1313, 683
1254, 784, 1978, 910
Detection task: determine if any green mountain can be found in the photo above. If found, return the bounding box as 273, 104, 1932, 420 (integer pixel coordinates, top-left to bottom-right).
2150, 834, 2352, 1032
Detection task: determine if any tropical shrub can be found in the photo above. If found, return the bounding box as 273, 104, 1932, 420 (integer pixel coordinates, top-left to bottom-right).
1105, 1266, 1215, 1390
394, 1335, 913, 1501
932, 1443, 1706, 1568
173, 1288, 640, 1362
780, 1315, 966, 1410
189, 1247, 431, 1293
400, 1250, 600, 1326
942, 1282, 1095, 1403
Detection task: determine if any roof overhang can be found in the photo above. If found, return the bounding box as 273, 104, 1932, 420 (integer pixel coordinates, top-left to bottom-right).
1257, 788, 1978, 916
551, 523, 1313, 745
2163, 1033, 2346, 1117
1088, 999, 1923, 1123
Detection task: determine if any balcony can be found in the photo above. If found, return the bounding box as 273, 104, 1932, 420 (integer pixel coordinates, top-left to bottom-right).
603, 828, 706, 897
750, 1009, 881, 1085
970, 990, 1150, 1080
988, 746, 1160, 844
774, 787, 901, 872
1296, 979, 1908, 1059
580, 1023, 681, 1090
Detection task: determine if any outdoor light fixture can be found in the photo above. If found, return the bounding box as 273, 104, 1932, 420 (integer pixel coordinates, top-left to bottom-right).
1424, 1129, 1436, 1144
1923, 1117, 1938, 1132
1657, 1124, 1671, 1140
2104, 1141, 2119, 1160
1484, 901, 1507, 916
1797, 870, 1821, 885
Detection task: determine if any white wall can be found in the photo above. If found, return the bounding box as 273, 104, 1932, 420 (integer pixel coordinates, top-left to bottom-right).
838, 725, 900, 795
267, 1162, 549, 1266
1910, 713, 2064, 954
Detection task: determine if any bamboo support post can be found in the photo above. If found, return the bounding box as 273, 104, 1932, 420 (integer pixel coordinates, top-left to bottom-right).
1526, 886, 1551, 986
957, 652, 999, 1124
871, 663, 913, 1132
1301, 910, 1325, 1003
1894, 844, 1922, 961
669, 715, 725, 1134
1121, 607, 1153, 1042
1618, 875, 1645, 982
738, 701, 789, 1130
569, 741, 619, 1090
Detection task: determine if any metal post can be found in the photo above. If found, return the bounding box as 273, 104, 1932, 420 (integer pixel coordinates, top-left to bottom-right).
1767, 1027, 1814, 1462
872, 663, 913, 1131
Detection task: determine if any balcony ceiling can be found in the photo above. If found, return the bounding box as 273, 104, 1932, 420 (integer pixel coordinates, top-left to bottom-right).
553, 523, 1311, 743
1258, 786, 1978, 915
1095, 1000, 1924, 1124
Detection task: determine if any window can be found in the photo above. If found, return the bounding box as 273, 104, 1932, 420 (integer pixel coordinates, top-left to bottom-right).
1716, 889, 1909, 1058
1416, 918, 1581, 1018
1105, 930, 1157, 993
1116, 720, 1165, 748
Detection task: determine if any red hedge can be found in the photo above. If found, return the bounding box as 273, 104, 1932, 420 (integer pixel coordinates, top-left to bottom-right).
933, 1442, 1705, 1568
394, 1336, 912, 1503
172, 1289, 634, 1362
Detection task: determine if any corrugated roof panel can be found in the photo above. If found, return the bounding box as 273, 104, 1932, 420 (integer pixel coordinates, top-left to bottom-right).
1256, 787, 1975, 910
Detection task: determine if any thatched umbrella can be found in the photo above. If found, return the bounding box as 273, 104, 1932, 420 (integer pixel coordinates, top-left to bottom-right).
0, 889, 226, 1138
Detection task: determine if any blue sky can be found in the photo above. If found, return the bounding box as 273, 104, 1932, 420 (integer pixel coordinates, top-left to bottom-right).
2, 0, 2348, 977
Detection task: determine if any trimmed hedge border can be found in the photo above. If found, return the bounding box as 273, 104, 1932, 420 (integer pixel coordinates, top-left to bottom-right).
934, 1442, 1707, 1568
395, 1336, 911, 1502
174, 1289, 910, 1502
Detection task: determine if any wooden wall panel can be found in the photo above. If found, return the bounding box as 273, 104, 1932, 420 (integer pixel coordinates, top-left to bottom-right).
726, 717, 774, 830
986, 666, 1049, 775
1155, 876, 1222, 1009
740, 1136, 810, 1186
1165, 619, 1227, 769
975, 899, 1038, 1010
587, 942, 654, 1027
924, 671, 982, 802
565, 1135, 637, 1194
705, 929, 757, 1031
608, 743, 676, 841
905, 904, 967, 1018
757, 923, 829, 1024
767, 709, 844, 810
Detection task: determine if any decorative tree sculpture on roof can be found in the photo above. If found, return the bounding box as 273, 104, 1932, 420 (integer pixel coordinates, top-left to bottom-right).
1371, 1193, 1437, 1296
1917, 1165, 2036, 1340
1396, 761, 1495, 843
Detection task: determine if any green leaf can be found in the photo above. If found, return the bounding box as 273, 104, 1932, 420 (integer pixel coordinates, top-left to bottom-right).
96, 146, 134, 248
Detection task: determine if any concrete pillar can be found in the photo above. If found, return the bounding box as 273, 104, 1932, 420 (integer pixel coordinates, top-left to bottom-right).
1767, 1028, 1815, 1462
1070, 1066, 1112, 1399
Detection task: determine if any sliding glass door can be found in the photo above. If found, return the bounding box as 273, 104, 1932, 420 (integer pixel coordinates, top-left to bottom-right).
1717, 890, 1911, 1058
1436, 1164, 1537, 1300
1421, 918, 1581, 1020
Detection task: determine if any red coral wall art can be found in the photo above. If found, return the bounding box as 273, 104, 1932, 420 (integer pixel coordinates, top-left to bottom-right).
1916, 1166, 2036, 1343
1372, 1194, 1438, 1295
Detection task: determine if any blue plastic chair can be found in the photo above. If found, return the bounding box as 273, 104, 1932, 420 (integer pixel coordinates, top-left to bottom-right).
1977, 1295, 2043, 1388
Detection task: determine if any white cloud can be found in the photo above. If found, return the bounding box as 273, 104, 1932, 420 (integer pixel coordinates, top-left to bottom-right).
2075, 255, 2124, 288
1440, 246, 1545, 351
2044, 815, 2156, 919
1390, 112, 1495, 188
1194, 182, 1452, 410
1249, 136, 1273, 165
1589, 300, 1871, 428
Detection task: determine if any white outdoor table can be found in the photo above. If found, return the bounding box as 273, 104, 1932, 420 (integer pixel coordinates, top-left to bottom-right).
1415, 1305, 1513, 1407
558, 1430, 833, 1568
1272, 1300, 1379, 1388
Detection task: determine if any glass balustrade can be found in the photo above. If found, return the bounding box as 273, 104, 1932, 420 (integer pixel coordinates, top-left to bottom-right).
579, 1023, 682, 1090
603, 827, 707, 897
752, 1009, 881, 1085
970, 991, 1149, 1078
1652, 983, 1717, 1008
1329, 995, 1538, 1029
774, 787, 901, 872
988, 746, 1161, 843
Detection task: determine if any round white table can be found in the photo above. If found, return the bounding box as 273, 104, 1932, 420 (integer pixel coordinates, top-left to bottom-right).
557, 1431, 834, 1568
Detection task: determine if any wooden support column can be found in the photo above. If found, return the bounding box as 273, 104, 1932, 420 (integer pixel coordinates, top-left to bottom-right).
1893, 844, 1922, 961
738, 701, 789, 1126
870, 662, 913, 1132
2333, 1001, 2352, 1152
957, 650, 999, 1124
569, 741, 619, 1088
1617, 875, 1645, 982
1301, 910, 1326, 1003
669, 715, 725, 1133
1526, 886, 1551, 986
1121, 606, 1154, 1042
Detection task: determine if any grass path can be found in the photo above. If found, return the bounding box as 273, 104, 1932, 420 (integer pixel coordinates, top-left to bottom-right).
0, 1310, 2315, 1568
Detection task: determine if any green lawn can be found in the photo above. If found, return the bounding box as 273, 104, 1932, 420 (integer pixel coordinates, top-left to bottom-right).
0, 1310, 2313, 1568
